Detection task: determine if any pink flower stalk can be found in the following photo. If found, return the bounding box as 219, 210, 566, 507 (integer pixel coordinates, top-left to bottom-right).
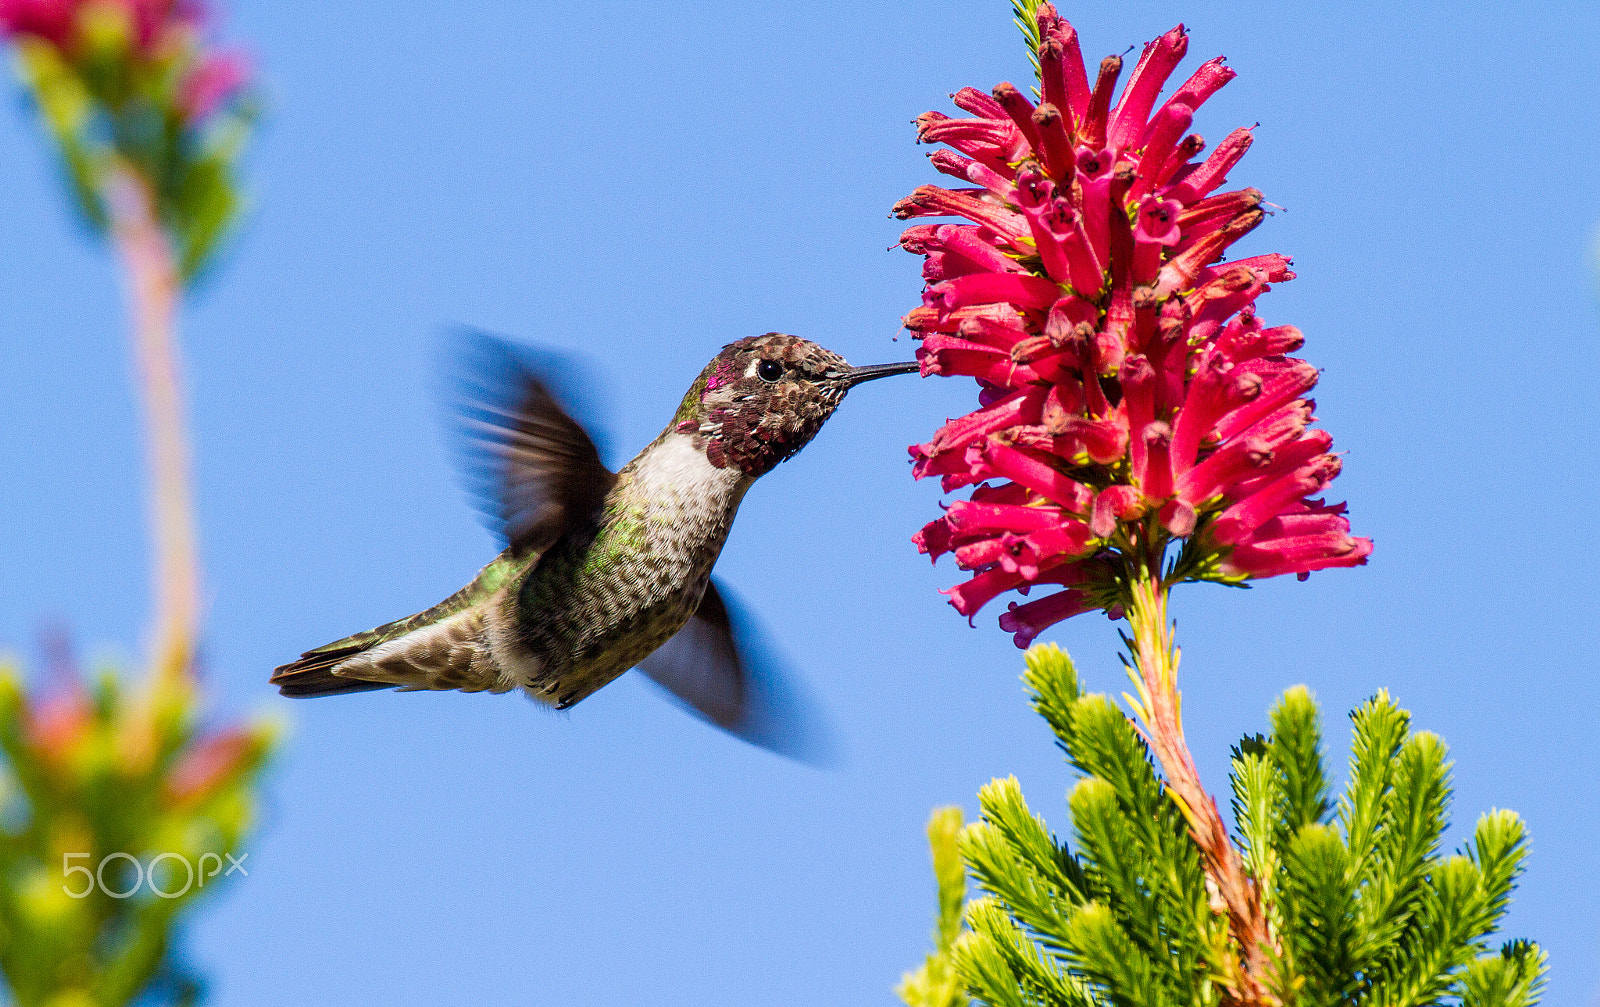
900, 5, 1370, 645
6, 0, 252, 682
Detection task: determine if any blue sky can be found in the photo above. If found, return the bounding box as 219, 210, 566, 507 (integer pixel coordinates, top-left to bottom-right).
2, 1, 1597, 1004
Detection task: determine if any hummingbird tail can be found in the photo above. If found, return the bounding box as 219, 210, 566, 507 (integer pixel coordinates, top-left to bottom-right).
271, 554, 523, 697
270, 648, 394, 697
271, 607, 504, 697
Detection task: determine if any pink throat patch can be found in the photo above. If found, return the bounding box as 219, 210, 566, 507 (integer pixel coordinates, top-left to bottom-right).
705, 358, 742, 391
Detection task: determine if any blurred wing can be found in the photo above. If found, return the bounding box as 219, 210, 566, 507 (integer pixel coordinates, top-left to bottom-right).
636, 579, 837, 765
444, 329, 617, 555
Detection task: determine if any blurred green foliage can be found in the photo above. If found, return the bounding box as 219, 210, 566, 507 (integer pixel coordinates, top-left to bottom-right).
0, 664, 276, 1006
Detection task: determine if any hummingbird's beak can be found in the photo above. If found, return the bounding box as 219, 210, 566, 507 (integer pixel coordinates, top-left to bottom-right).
839, 360, 920, 388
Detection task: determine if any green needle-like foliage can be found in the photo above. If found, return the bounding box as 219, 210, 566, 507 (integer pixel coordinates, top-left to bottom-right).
905, 645, 1546, 1007
901, 807, 975, 1007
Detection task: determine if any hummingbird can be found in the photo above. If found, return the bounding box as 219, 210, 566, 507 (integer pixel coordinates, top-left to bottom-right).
270, 331, 917, 753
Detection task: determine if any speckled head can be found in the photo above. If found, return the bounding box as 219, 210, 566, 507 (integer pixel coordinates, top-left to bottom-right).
672, 333, 917, 477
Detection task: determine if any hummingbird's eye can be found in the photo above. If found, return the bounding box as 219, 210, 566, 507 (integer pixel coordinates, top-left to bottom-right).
757, 360, 783, 382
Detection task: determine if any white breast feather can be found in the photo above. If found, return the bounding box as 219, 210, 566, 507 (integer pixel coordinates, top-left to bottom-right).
632, 433, 744, 514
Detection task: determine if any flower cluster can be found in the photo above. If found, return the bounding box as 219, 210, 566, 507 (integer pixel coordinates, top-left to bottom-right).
900, 3, 1371, 647
1, 0, 249, 123
2, 0, 252, 275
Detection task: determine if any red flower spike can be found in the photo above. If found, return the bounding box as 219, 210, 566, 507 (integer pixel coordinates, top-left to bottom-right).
925, 272, 1061, 317
1140, 421, 1176, 501
915, 114, 1027, 173
24, 686, 92, 771
960, 311, 1032, 350
164, 726, 258, 809
948, 500, 1064, 536
926, 149, 976, 184
894, 186, 1029, 243
1206, 255, 1294, 292
897, 223, 942, 255
1210, 358, 1320, 442
4, 0, 253, 130
901, 12, 1370, 632
974, 440, 1093, 510
1224, 430, 1336, 502
1164, 56, 1236, 123
1052, 207, 1105, 295
1041, 379, 1084, 430
1091, 485, 1143, 537
935, 224, 1029, 275
912, 387, 1045, 471
1053, 416, 1128, 465
1177, 419, 1326, 508
963, 160, 1021, 201
1159, 499, 1197, 537
946, 566, 1044, 620
1218, 322, 1304, 360
1220, 502, 1373, 581
1135, 196, 1184, 247
913, 517, 953, 561
1178, 187, 1263, 231
1164, 138, 1209, 201
1155, 209, 1265, 296
1210, 455, 1342, 544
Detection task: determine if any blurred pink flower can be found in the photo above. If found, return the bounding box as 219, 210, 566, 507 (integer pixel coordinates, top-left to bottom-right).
902, 4, 1370, 646
2, 0, 211, 59
23, 686, 92, 771
0, 0, 75, 45
177, 46, 248, 121
129, 0, 204, 50
162, 724, 257, 808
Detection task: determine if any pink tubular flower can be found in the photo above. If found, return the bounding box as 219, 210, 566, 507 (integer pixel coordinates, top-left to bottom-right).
902, 5, 1371, 646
